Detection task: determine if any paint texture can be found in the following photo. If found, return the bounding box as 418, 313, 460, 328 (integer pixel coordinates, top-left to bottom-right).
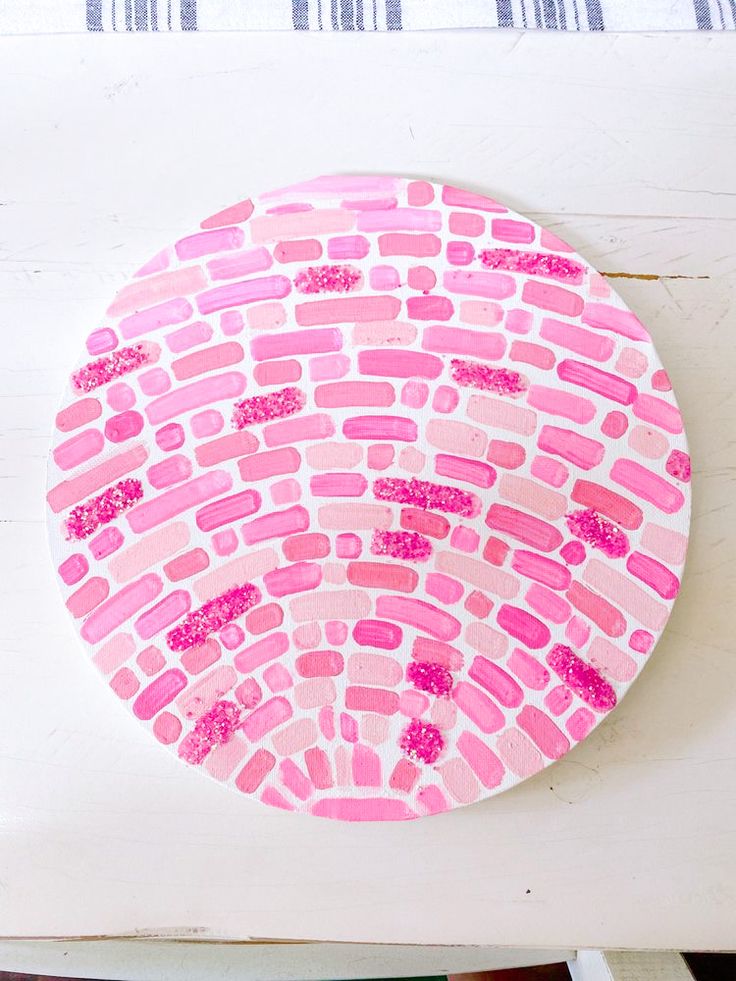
47, 175, 690, 821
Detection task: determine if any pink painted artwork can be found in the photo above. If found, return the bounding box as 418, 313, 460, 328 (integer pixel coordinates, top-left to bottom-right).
47, 176, 691, 820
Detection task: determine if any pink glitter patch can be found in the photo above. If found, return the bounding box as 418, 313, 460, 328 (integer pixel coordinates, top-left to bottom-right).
450, 359, 527, 394
666, 449, 691, 482
166, 582, 261, 651
546, 643, 617, 713
371, 529, 432, 562
373, 477, 479, 518
399, 718, 444, 764
565, 508, 629, 559
178, 699, 241, 765
294, 264, 362, 294
65, 478, 143, 541
479, 248, 585, 283
406, 660, 453, 697
232, 387, 306, 429
71, 344, 151, 393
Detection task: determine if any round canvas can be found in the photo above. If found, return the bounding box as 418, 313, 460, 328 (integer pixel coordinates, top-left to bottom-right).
46, 175, 691, 820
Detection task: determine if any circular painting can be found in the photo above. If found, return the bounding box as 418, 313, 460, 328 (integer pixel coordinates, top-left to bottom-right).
47, 175, 691, 820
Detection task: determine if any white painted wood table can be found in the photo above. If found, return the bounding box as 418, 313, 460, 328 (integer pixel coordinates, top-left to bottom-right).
0, 27, 735, 976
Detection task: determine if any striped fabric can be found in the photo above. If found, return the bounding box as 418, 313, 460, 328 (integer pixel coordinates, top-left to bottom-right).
1, 0, 734, 33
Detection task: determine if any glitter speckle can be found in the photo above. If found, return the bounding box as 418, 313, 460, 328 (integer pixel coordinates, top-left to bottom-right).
450, 359, 527, 394
400, 718, 444, 764
407, 661, 453, 697
294, 264, 362, 294
71, 344, 151, 393
373, 476, 479, 517
371, 528, 432, 562
178, 699, 241, 765
546, 644, 617, 712
666, 449, 691, 482
232, 386, 306, 428
166, 582, 261, 651
565, 508, 629, 559
65, 478, 143, 540
479, 248, 585, 283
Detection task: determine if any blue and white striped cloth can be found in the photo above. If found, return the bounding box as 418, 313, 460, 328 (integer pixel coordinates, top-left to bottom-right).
0, 0, 734, 33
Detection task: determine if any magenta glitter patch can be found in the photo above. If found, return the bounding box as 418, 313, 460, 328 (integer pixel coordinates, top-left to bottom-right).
371, 529, 432, 562
166, 583, 261, 651
479, 248, 585, 283
450, 359, 527, 394
565, 508, 630, 559
546, 644, 617, 712
666, 449, 691, 482
400, 718, 445, 764
373, 477, 480, 517
47, 175, 690, 821
72, 344, 152, 393
178, 699, 241, 764
407, 660, 453, 697
294, 264, 362, 294
232, 386, 306, 428
65, 478, 144, 540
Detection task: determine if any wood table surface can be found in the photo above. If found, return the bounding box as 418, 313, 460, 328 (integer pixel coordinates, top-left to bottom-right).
0, 28, 734, 954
